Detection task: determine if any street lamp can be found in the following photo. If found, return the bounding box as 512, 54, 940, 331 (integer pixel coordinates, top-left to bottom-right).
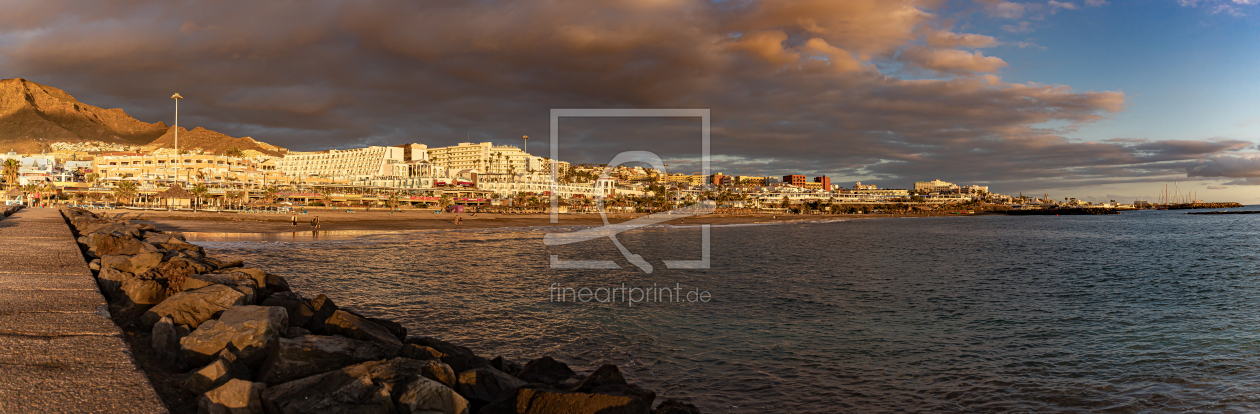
521, 135, 528, 154
172, 93, 183, 183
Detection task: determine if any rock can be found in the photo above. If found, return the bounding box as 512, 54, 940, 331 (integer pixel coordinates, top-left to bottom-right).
182, 273, 260, 303
197, 378, 266, 414
406, 337, 477, 359
121, 276, 169, 305
101, 252, 164, 274
516, 357, 577, 386
180, 305, 288, 367
570, 365, 654, 407
257, 335, 397, 385
151, 316, 181, 364
395, 376, 470, 414
324, 310, 403, 347
228, 268, 268, 289
262, 358, 465, 414
366, 317, 407, 342
96, 267, 132, 301
652, 399, 701, 414
264, 273, 291, 294
405, 337, 490, 373
82, 232, 158, 256
184, 349, 252, 395
573, 364, 625, 392
491, 356, 522, 376
89, 258, 101, 271
205, 257, 245, 270
142, 284, 248, 328
82, 222, 143, 238
260, 293, 312, 328
261, 366, 395, 414
303, 294, 338, 333
141, 259, 212, 293
281, 327, 310, 338
480, 385, 650, 414
457, 368, 527, 411
146, 233, 205, 254
399, 344, 446, 361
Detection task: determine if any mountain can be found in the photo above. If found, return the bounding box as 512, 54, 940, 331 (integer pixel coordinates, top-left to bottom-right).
0, 78, 285, 156
146, 126, 286, 156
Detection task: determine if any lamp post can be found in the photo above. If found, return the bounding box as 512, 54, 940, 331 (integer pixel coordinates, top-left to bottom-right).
171, 93, 183, 183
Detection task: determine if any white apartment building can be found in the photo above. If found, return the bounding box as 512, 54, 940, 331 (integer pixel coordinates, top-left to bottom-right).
914, 179, 959, 192
424, 142, 544, 175
277, 146, 405, 178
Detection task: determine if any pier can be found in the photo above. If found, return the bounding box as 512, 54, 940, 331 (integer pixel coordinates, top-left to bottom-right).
0, 208, 165, 412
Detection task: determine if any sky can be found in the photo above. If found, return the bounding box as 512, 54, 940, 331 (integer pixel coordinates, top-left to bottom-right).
1, 0, 1258, 202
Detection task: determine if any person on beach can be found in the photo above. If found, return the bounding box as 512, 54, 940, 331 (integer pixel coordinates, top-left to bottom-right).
291, 215, 297, 227
312, 216, 320, 229
454, 215, 463, 225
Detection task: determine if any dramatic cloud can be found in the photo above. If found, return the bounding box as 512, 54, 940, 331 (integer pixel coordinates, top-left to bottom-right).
1187, 155, 1260, 184
0, 0, 1249, 194
901, 46, 1009, 74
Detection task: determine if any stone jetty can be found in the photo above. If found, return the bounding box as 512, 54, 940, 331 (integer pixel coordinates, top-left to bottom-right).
0, 207, 166, 412
53, 206, 700, 414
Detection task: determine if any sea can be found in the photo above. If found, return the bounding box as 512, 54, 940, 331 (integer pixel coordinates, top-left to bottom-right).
191, 208, 1260, 413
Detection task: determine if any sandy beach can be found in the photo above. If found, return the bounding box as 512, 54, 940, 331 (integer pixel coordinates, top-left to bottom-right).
82, 207, 970, 235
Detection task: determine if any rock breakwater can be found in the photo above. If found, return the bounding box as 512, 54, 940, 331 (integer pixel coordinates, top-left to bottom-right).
60, 207, 700, 414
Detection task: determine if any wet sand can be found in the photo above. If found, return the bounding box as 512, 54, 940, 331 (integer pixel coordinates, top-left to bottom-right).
82, 208, 977, 241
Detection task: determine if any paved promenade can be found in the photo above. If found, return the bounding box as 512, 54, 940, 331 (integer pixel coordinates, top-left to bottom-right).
0, 208, 165, 413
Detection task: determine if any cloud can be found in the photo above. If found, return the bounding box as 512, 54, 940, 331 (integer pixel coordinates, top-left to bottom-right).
1002, 21, 1036, 33
1049, 1, 1080, 12
1207, 185, 1227, 189
925, 31, 1001, 48
901, 46, 1009, 75
1177, 0, 1259, 16
977, 0, 1027, 18
1085, 0, 1109, 6
0, 0, 1244, 194
1187, 155, 1260, 179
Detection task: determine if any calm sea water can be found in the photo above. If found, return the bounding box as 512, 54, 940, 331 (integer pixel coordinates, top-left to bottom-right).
194, 208, 1260, 413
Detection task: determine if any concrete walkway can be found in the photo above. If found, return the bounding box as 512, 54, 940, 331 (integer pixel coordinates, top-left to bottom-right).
0, 208, 166, 413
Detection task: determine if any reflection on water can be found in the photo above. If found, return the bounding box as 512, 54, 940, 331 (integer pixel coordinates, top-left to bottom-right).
199, 208, 1260, 413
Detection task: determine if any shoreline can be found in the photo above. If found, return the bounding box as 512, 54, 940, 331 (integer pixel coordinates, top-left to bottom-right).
83, 208, 982, 235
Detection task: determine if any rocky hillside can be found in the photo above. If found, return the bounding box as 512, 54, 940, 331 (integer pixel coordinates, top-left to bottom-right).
146, 126, 287, 157
0, 78, 285, 155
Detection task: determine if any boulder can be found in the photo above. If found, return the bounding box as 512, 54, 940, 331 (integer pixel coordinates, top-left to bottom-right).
81, 222, 142, 238
89, 258, 101, 271
180, 306, 288, 367
366, 317, 407, 342
260, 292, 312, 328
573, 364, 626, 392
457, 368, 527, 410
405, 337, 490, 373
652, 399, 701, 414
197, 378, 266, 414
141, 259, 213, 293
185, 349, 253, 395
226, 268, 268, 290
303, 294, 339, 333
151, 316, 181, 364
96, 267, 133, 301
516, 357, 577, 386
146, 233, 205, 254
491, 356, 523, 376
261, 365, 395, 414
480, 385, 649, 414
82, 232, 158, 256
399, 344, 445, 361
262, 358, 464, 414
121, 276, 169, 305
101, 252, 164, 275
142, 284, 248, 328
183, 273, 260, 303
323, 310, 403, 347
205, 257, 245, 270
264, 273, 291, 294
257, 335, 398, 385
281, 327, 310, 338
395, 376, 469, 414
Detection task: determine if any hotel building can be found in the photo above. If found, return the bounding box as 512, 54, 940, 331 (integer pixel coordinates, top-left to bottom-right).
276, 146, 405, 178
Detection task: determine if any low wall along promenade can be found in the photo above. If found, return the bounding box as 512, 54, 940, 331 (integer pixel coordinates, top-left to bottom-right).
3, 206, 702, 413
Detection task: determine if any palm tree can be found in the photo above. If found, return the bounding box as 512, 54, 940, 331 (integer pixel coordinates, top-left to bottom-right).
2, 159, 20, 189
439, 194, 452, 212
190, 184, 209, 212
112, 181, 137, 206
20, 183, 39, 205
85, 173, 100, 187
318, 187, 333, 206
263, 186, 279, 204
